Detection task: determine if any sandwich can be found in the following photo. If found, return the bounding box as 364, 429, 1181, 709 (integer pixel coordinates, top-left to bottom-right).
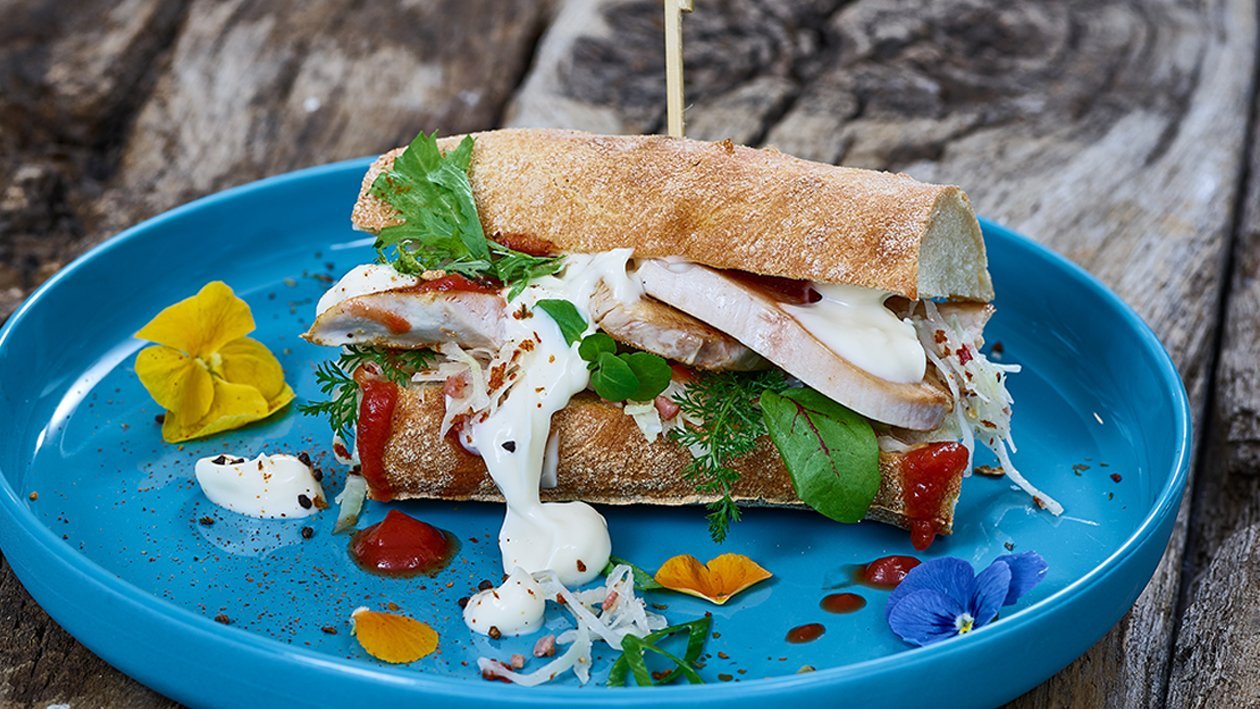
301, 128, 1060, 587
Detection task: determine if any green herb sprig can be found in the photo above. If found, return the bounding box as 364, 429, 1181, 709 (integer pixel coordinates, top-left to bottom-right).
579, 333, 672, 403
669, 370, 788, 542
370, 131, 563, 298
298, 346, 433, 441
608, 616, 711, 687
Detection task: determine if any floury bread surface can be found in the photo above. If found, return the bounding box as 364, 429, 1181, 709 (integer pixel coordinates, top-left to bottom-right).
351, 129, 994, 302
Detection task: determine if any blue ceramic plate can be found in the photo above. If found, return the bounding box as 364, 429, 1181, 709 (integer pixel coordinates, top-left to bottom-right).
0, 159, 1190, 708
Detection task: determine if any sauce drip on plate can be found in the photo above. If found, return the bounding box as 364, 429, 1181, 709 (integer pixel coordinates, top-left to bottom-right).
820, 593, 867, 614
786, 623, 826, 644
858, 555, 921, 589
350, 509, 458, 577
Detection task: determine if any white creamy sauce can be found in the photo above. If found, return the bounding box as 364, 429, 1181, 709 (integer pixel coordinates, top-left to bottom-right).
463, 567, 547, 637
781, 283, 926, 384
194, 453, 325, 519
459, 250, 639, 597
315, 264, 421, 315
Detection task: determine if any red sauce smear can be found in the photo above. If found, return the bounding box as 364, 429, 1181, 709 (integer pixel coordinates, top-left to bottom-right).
901, 442, 970, 550
493, 232, 559, 257
721, 269, 821, 305
349, 509, 457, 577
346, 300, 412, 335
858, 555, 921, 589
786, 623, 826, 644
820, 593, 867, 614
408, 273, 501, 295
356, 379, 399, 501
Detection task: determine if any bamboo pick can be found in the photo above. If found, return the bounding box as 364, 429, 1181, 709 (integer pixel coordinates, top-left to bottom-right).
664, 0, 694, 138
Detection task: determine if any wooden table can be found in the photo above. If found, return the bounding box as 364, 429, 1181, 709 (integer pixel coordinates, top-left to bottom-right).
0, 0, 1254, 705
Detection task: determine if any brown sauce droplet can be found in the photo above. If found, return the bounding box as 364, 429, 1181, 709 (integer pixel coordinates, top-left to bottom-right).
786, 623, 826, 644
820, 592, 867, 614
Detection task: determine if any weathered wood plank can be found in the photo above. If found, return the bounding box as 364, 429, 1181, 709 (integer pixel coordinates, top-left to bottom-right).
506, 0, 1256, 706
1163, 67, 1260, 708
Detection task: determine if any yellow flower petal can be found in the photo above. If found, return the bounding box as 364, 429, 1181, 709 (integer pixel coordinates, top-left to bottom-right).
135, 281, 254, 357
161, 378, 270, 443
351, 608, 439, 663
654, 553, 772, 605
218, 337, 290, 402
135, 346, 214, 422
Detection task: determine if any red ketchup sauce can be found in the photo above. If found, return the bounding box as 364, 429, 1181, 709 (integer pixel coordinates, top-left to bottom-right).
786, 623, 826, 644
820, 593, 867, 614
493, 232, 559, 257
356, 379, 399, 501
901, 442, 970, 550
857, 555, 921, 589
349, 509, 457, 577
408, 273, 501, 295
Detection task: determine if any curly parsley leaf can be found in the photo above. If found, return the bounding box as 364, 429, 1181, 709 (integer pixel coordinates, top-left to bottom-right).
534, 298, 587, 345
669, 370, 789, 542
760, 388, 880, 523
370, 131, 563, 296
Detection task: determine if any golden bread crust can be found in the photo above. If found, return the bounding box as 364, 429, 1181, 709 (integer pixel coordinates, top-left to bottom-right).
351, 129, 993, 301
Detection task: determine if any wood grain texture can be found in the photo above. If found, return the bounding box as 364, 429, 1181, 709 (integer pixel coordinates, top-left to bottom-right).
1, 0, 1257, 705
1164, 68, 1260, 708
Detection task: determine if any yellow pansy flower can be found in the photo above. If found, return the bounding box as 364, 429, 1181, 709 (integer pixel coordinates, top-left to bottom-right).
134, 281, 294, 442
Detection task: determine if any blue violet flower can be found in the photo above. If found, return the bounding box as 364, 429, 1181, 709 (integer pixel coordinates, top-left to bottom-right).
885, 551, 1048, 646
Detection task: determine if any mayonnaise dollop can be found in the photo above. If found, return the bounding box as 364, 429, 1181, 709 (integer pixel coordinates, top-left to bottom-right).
463, 567, 547, 637
457, 250, 639, 594
781, 283, 926, 384
194, 453, 325, 519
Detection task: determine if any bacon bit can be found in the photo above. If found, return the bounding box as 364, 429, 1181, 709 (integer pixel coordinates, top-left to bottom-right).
519, 339, 535, 352
333, 441, 352, 460
533, 634, 557, 657
1033, 496, 1047, 509
488, 364, 507, 392
1110, 473, 1123, 483
655, 395, 681, 421
444, 373, 469, 398
934, 330, 947, 344
601, 591, 620, 612
214, 614, 232, 625
510, 653, 526, 669
513, 302, 531, 320
980, 419, 997, 429
488, 625, 502, 640
576, 559, 587, 573
957, 344, 974, 365
654, 553, 772, 605
548, 355, 556, 364
973, 465, 1005, 477
351, 608, 439, 663
481, 660, 513, 682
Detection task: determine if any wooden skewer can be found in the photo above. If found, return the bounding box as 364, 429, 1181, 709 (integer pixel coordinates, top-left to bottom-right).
664, 0, 694, 138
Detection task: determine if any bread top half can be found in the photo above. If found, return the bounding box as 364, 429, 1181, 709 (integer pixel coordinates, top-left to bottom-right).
351, 129, 994, 302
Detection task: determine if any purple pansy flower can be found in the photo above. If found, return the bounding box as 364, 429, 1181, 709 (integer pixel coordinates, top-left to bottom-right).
886, 551, 1048, 646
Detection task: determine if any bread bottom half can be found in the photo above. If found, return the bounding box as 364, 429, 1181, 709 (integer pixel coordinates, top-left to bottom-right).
373, 383, 963, 536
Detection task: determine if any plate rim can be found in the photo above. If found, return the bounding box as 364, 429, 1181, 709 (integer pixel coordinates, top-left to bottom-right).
0, 158, 1193, 704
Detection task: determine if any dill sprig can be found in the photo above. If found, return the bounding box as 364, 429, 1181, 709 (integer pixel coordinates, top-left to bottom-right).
298, 346, 433, 441
669, 370, 788, 542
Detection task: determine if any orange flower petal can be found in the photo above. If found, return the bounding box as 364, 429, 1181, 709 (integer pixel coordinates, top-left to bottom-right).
654, 553, 772, 605
351, 608, 439, 664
